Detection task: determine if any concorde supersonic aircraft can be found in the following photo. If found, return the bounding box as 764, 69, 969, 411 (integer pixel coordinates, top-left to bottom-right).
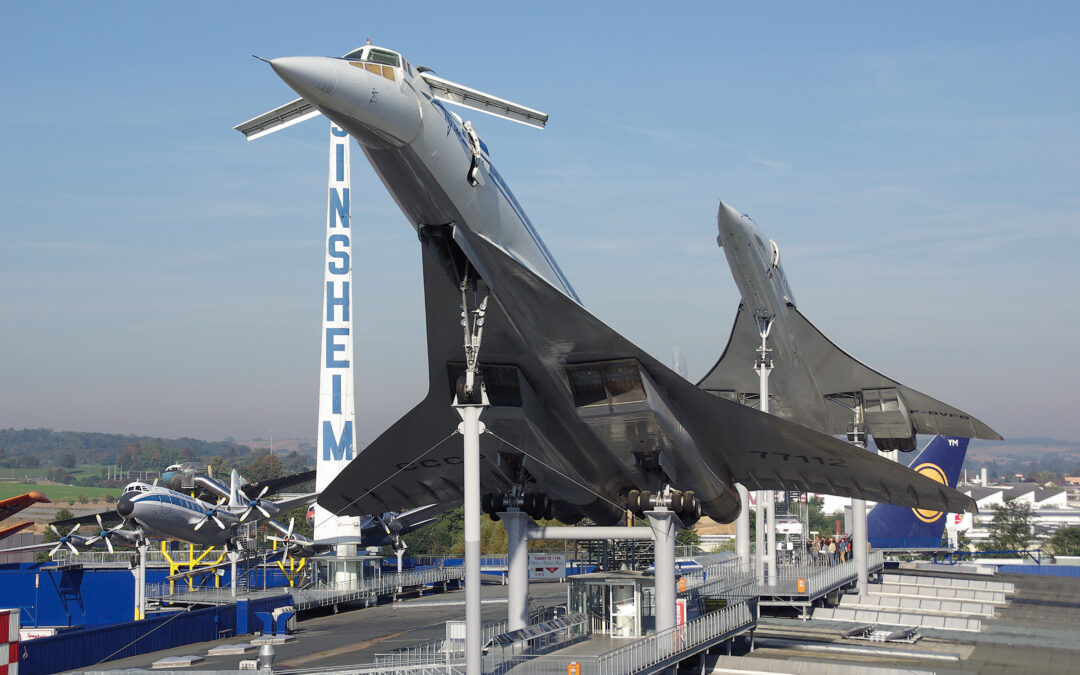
699, 203, 1001, 452
236, 44, 977, 527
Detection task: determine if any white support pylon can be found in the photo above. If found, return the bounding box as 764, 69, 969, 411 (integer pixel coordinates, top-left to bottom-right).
314, 123, 363, 582
755, 316, 776, 587
736, 483, 750, 572
502, 510, 531, 632
850, 403, 869, 595
454, 385, 488, 675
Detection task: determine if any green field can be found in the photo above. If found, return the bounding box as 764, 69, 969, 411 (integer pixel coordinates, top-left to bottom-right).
0, 482, 120, 503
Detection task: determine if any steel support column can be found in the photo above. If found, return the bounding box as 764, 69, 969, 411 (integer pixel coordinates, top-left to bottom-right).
461, 403, 483, 675
736, 483, 750, 571
502, 510, 531, 631
754, 491, 765, 585
647, 510, 680, 635
853, 497, 868, 595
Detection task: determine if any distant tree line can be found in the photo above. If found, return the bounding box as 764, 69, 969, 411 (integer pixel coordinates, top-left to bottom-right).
0, 428, 313, 487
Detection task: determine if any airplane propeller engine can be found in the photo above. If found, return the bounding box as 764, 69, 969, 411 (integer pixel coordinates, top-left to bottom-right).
240, 485, 272, 522
267, 517, 297, 558
48, 523, 81, 557
85, 514, 122, 554
194, 497, 228, 531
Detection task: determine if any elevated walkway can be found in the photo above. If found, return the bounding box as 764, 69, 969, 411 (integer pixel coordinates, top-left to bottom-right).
756, 551, 885, 617
364, 598, 757, 675
144, 565, 464, 609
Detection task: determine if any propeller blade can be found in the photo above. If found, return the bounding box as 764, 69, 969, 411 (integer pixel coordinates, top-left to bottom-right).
240, 507, 254, 522
49, 543, 63, 557
96, 514, 105, 529
104, 537, 114, 554
86, 536, 101, 545
213, 515, 225, 530
70, 523, 81, 535
194, 518, 207, 531
256, 485, 269, 500
49, 524, 61, 537
67, 541, 79, 555
256, 504, 270, 518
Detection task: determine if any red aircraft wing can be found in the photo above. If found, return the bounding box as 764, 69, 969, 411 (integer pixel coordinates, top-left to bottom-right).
0, 491, 50, 523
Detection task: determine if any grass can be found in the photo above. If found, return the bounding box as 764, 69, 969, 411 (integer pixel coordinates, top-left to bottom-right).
0, 482, 120, 503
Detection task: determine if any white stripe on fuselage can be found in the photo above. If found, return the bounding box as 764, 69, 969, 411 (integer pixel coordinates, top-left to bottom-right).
129, 490, 235, 545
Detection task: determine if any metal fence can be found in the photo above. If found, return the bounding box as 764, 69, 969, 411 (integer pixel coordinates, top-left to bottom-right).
595, 600, 753, 675
20, 604, 236, 675
291, 566, 465, 610
754, 550, 883, 595
143, 564, 464, 608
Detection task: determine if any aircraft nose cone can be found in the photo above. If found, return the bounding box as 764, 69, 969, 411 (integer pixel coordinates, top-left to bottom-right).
265, 55, 421, 148
116, 494, 134, 518
269, 56, 340, 101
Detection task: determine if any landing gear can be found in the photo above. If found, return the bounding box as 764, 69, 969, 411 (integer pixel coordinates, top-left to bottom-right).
482, 491, 553, 521
626, 488, 701, 526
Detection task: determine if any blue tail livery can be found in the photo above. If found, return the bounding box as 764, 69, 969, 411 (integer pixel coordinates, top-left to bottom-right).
866, 435, 969, 550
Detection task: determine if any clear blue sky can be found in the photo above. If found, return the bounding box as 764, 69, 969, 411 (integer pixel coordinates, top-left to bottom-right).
2, 2, 1077, 444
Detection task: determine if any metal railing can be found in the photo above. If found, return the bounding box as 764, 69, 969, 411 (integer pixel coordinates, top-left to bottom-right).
291, 566, 465, 610
748, 550, 883, 596
373, 614, 587, 673
51, 549, 175, 566
595, 600, 753, 674
145, 564, 465, 607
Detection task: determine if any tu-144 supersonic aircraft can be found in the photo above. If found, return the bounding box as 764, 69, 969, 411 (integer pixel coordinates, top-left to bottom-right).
236, 44, 977, 526
699, 202, 1001, 451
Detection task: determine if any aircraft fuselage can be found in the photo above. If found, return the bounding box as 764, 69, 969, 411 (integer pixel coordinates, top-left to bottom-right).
118, 484, 238, 547
715, 202, 840, 426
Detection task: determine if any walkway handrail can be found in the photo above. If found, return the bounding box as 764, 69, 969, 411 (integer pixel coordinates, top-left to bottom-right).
596, 600, 755, 674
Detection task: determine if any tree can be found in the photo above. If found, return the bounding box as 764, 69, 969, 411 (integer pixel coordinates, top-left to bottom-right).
675, 525, 700, 548
403, 506, 465, 555
245, 452, 286, 482
807, 496, 835, 536
58, 453, 76, 468
42, 508, 76, 543
1047, 526, 1080, 556
983, 499, 1034, 551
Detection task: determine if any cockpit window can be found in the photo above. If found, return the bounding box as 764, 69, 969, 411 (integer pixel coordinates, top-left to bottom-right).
368, 49, 400, 67
342, 46, 401, 68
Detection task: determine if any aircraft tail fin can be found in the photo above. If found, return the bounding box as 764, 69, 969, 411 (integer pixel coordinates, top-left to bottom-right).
866, 435, 969, 549
229, 469, 241, 508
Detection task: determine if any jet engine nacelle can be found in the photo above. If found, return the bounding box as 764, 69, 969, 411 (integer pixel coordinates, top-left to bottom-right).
863, 388, 918, 452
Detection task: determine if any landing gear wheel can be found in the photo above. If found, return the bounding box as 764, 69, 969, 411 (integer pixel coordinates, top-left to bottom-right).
678, 491, 701, 526
524, 493, 549, 520
669, 491, 684, 514
637, 491, 653, 514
